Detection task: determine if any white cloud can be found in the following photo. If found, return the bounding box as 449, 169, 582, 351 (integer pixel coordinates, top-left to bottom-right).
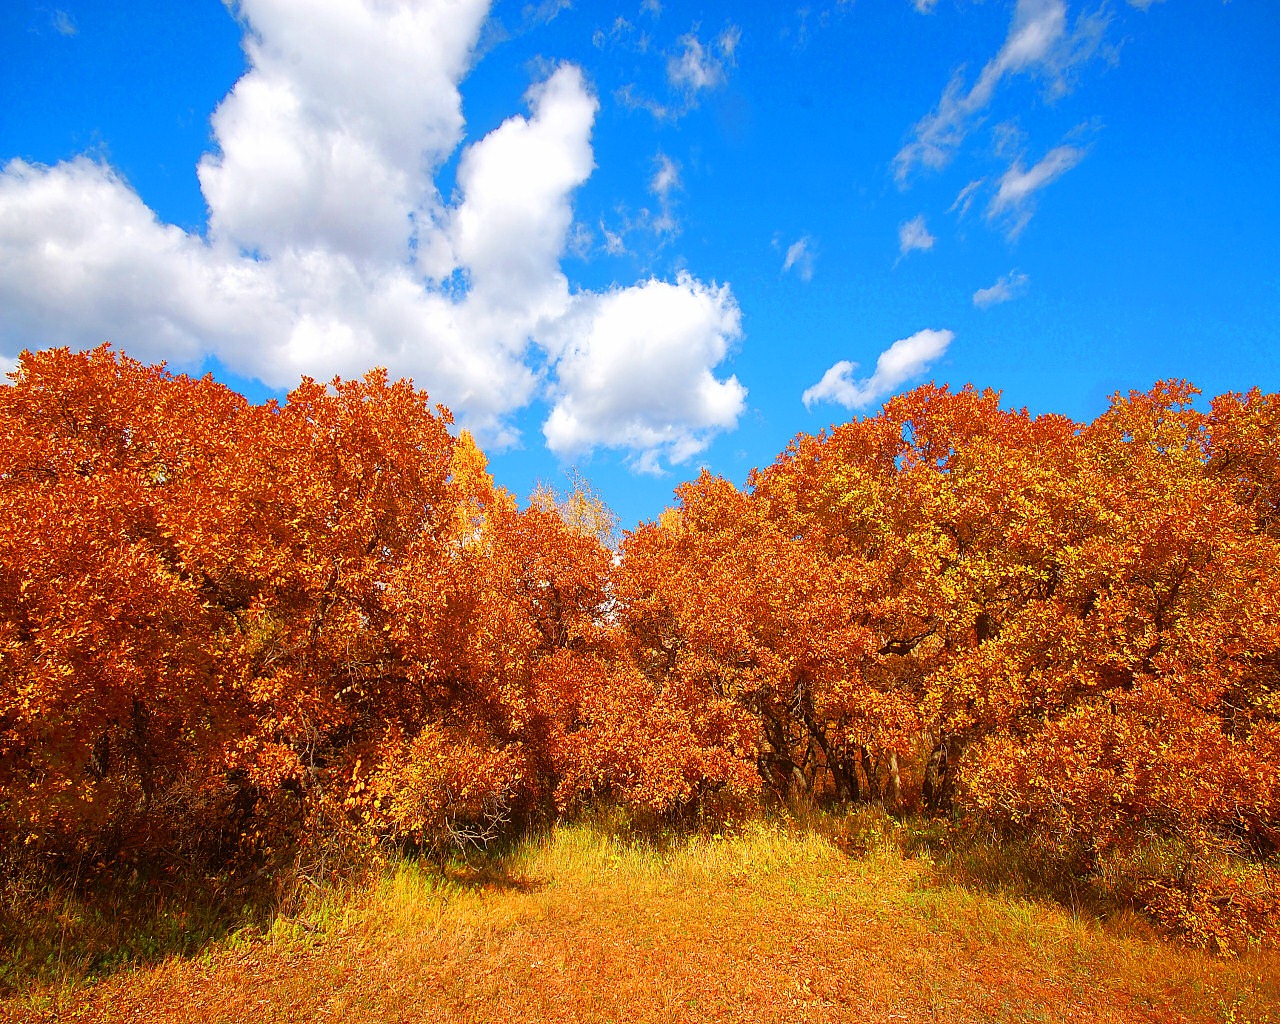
987, 143, 1085, 236
973, 270, 1029, 307
897, 215, 935, 259
717, 25, 741, 60
782, 235, 815, 281
911, 0, 938, 12
1127, 0, 1164, 8
0, 153, 547, 445
894, 0, 1108, 183
601, 223, 627, 255
0, 0, 746, 470
803, 328, 953, 410
615, 83, 672, 121
541, 273, 745, 471
667, 25, 739, 94
524, 0, 572, 26
949, 178, 984, 219
648, 153, 681, 235
650, 154, 680, 198
197, 0, 488, 265
50, 9, 77, 35
437, 66, 597, 313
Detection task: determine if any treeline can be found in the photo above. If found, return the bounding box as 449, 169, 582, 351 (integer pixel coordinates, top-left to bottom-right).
2, 346, 1278, 944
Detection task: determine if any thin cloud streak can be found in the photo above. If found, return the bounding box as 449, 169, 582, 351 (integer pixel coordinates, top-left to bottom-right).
894, 0, 1108, 183
973, 270, 1030, 307
988, 143, 1086, 236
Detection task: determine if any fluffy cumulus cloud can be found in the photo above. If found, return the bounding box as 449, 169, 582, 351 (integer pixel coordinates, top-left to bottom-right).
897, 215, 935, 259
198, 0, 487, 265
803, 328, 953, 410
540, 274, 745, 473
973, 270, 1030, 307
894, 0, 1107, 183
0, 0, 746, 470
987, 143, 1086, 236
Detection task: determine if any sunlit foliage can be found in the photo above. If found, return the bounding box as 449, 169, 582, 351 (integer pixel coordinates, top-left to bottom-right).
2, 348, 1276, 947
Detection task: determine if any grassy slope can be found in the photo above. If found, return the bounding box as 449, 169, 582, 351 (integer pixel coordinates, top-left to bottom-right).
5, 822, 1278, 1024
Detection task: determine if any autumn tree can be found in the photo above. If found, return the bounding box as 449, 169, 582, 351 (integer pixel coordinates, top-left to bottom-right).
0, 347, 619, 867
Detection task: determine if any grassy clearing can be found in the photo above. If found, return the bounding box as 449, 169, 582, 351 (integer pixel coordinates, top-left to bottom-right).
4, 814, 1278, 1023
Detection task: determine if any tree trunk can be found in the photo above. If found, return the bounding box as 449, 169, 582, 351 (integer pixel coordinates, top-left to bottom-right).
923, 733, 962, 813
801, 712, 857, 804
886, 751, 902, 812
859, 746, 880, 805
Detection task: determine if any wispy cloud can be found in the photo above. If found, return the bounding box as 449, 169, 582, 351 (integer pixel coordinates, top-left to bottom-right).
910, 0, 938, 12
897, 214, 935, 259
649, 152, 681, 235
617, 22, 740, 122
650, 153, 680, 198
567, 221, 593, 259
894, 0, 1109, 183
668, 25, 739, 94
601, 222, 628, 255
949, 179, 984, 219
522, 0, 571, 27
973, 270, 1029, 307
803, 328, 954, 409
987, 143, 1086, 236
615, 83, 671, 120
49, 8, 78, 36
782, 235, 815, 281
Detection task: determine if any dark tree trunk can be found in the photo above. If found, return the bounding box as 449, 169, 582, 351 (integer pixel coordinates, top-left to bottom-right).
859, 745, 880, 805
922, 732, 962, 813
802, 713, 858, 804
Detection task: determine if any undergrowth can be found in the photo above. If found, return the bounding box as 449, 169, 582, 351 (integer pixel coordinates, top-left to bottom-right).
3, 800, 1277, 1008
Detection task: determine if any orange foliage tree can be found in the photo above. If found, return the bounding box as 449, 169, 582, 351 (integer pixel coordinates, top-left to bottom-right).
608, 382, 1280, 870
0, 347, 618, 867
2, 345, 1276, 944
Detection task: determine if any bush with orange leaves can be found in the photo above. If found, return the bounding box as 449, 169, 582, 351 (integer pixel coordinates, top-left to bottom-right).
550, 653, 760, 817
3, 346, 1277, 948
608, 380, 1279, 943
0, 347, 612, 876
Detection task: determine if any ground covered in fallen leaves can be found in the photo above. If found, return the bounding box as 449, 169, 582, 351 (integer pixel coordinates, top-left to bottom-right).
5, 823, 1278, 1023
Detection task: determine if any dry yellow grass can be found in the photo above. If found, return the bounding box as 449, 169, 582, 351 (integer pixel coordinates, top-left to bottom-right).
5, 821, 1278, 1024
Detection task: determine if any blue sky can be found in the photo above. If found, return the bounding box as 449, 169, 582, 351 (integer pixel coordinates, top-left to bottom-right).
2, 0, 1277, 527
